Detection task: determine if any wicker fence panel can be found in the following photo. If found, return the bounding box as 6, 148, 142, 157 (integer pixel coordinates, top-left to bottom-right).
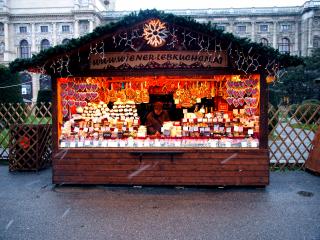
0, 102, 52, 160
0, 102, 319, 170
268, 103, 320, 170
9, 124, 52, 171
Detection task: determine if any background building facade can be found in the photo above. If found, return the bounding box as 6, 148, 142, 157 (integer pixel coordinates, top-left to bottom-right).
1, 0, 320, 101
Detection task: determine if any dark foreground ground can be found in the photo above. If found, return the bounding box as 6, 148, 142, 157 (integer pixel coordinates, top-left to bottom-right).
0, 165, 319, 240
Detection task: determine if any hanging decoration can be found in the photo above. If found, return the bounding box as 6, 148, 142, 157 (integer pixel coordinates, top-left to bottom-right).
143, 19, 169, 47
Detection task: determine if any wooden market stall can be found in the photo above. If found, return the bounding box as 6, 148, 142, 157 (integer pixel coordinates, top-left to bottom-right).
10, 10, 302, 186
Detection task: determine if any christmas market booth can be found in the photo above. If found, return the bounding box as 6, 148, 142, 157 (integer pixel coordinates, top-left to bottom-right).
10, 10, 302, 186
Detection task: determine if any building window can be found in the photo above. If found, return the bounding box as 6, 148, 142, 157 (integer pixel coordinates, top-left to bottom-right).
259, 24, 268, 32
313, 36, 320, 48
237, 25, 246, 33
216, 25, 225, 31
62, 25, 70, 33
0, 23, 4, 36
20, 26, 27, 33
278, 38, 290, 54
20, 39, 29, 58
40, 26, 48, 33
40, 39, 50, 51
280, 24, 291, 32
62, 38, 70, 45
260, 38, 269, 46
0, 42, 4, 54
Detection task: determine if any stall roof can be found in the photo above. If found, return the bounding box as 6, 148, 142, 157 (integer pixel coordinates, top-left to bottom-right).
9, 9, 303, 74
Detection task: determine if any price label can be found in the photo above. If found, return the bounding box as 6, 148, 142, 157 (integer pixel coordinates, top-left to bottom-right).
60, 142, 66, 148
70, 142, 76, 148
78, 142, 84, 147
85, 140, 91, 146
225, 142, 231, 148
210, 141, 217, 147
214, 125, 219, 131
233, 109, 239, 115
183, 109, 188, 114
120, 141, 126, 147
93, 141, 99, 147
223, 114, 229, 119
83, 127, 89, 133
182, 118, 188, 123
226, 127, 232, 133
174, 141, 181, 147
239, 109, 245, 115
193, 126, 199, 132
234, 126, 239, 132
183, 126, 189, 131
154, 141, 161, 147
105, 127, 110, 131
213, 118, 217, 123
198, 118, 203, 123
129, 127, 134, 132
101, 141, 108, 147
143, 141, 150, 147
248, 129, 254, 135
203, 118, 208, 123
238, 126, 244, 132
74, 127, 79, 133
241, 142, 248, 147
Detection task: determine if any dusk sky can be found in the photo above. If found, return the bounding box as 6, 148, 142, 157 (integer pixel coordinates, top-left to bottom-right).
116, 0, 307, 10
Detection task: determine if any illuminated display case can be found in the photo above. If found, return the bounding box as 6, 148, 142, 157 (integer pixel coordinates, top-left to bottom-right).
57, 75, 261, 149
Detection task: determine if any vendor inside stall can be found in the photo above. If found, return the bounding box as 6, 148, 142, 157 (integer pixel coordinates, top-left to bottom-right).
146, 102, 170, 136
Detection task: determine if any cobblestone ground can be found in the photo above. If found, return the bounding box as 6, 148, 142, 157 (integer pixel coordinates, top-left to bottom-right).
0, 165, 319, 240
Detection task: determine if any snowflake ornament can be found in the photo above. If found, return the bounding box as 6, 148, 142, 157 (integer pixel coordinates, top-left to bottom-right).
143, 19, 169, 47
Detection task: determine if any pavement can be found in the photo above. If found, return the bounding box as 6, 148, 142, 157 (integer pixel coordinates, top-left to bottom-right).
0, 165, 319, 240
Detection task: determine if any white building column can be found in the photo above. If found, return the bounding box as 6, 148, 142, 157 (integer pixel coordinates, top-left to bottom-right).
295, 22, 299, 55
251, 21, 255, 42
308, 18, 313, 48
74, 20, 79, 38
89, 19, 94, 33
31, 73, 40, 102
52, 23, 57, 46
273, 21, 277, 49
3, 22, 10, 62
31, 23, 36, 54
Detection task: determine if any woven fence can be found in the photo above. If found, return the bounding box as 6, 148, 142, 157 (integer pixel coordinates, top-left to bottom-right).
0, 102, 319, 170
0, 102, 52, 160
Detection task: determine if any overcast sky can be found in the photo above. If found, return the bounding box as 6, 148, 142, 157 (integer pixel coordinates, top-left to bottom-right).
115, 0, 307, 10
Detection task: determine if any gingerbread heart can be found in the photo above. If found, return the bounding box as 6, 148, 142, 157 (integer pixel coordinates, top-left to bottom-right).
252, 88, 258, 95
245, 97, 251, 105
227, 89, 233, 97
79, 83, 86, 91
245, 79, 251, 87
74, 84, 80, 91
62, 108, 68, 117
91, 92, 99, 99
252, 78, 259, 87
245, 108, 252, 116
238, 90, 245, 98
74, 92, 80, 100
80, 101, 87, 107
67, 82, 74, 88
233, 98, 239, 108
60, 83, 68, 90
245, 87, 253, 96
233, 90, 239, 98
75, 101, 80, 107
86, 92, 92, 100
62, 100, 67, 106
80, 92, 87, 100
91, 84, 98, 91
67, 99, 75, 106
238, 98, 245, 106
227, 81, 234, 88
68, 89, 75, 97
250, 108, 257, 115
251, 98, 258, 106
226, 97, 234, 105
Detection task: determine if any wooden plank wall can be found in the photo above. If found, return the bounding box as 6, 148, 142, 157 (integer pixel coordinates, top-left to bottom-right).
53, 149, 269, 186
